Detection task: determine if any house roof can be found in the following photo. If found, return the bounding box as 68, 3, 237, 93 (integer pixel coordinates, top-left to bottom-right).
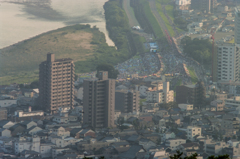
111, 141, 129, 147
139, 138, 151, 142
70, 128, 82, 135
79, 129, 93, 135
127, 134, 140, 142
21, 120, 36, 126
9, 124, 24, 131
119, 145, 144, 159
0, 120, 12, 127
26, 126, 42, 133
20, 150, 39, 155
181, 142, 199, 148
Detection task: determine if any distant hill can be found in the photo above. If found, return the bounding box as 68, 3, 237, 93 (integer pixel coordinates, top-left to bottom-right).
0, 24, 123, 84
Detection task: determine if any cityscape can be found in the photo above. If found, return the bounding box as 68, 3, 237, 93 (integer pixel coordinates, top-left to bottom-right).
1, 0, 240, 159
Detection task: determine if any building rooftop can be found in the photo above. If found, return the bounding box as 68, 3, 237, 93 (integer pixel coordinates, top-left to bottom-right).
54, 58, 73, 62
185, 85, 196, 88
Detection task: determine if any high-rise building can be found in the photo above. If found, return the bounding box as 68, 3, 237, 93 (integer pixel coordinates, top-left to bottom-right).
83, 71, 115, 129
191, 0, 216, 13
115, 90, 140, 113
235, 7, 240, 45
39, 53, 75, 114
215, 43, 240, 83
176, 81, 206, 107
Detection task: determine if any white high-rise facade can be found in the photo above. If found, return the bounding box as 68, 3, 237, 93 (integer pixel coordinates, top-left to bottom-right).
217, 43, 240, 82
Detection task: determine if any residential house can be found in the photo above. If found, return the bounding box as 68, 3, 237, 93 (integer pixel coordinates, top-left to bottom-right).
210, 100, 224, 111
77, 140, 111, 152
26, 126, 42, 135
227, 139, 240, 147
50, 136, 79, 148
20, 121, 37, 129
177, 143, 200, 152
178, 104, 193, 111
9, 124, 25, 137
139, 138, 156, 151
52, 148, 71, 158
143, 134, 160, 143
162, 132, 176, 142
78, 129, 96, 138
118, 145, 146, 159
127, 134, 141, 144
49, 126, 70, 137
159, 119, 166, 127
223, 144, 240, 158
110, 141, 130, 154
165, 138, 186, 151
53, 114, 69, 124
0, 129, 11, 137
0, 121, 15, 129
155, 109, 169, 118
206, 142, 228, 155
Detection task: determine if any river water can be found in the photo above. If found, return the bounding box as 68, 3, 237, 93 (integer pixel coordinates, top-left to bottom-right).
0, 0, 114, 49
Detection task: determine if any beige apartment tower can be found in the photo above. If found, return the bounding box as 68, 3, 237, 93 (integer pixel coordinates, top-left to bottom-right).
83, 71, 115, 129
39, 53, 75, 114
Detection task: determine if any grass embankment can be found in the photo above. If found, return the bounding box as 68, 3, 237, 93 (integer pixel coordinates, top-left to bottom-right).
156, 0, 184, 35
156, 0, 175, 36
187, 67, 198, 84
130, 0, 164, 39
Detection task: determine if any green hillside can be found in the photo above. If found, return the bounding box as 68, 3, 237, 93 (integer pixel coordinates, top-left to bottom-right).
0, 24, 128, 84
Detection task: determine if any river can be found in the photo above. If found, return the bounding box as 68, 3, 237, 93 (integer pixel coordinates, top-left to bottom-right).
0, 0, 114, 49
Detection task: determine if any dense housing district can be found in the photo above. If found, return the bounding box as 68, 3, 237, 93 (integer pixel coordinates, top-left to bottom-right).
3, 0, 240, 159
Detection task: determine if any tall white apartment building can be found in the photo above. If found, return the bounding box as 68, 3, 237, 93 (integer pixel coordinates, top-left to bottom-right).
216, 43, 240, 82
146, 82, 174, 103
235, 7, 240, 45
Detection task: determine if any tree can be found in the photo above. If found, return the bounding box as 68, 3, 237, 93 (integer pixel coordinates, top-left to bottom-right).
181, 37, 212, 66
156, 138, 161, 145
117, 117, 124, 126
30, 80, 39, 89
170, 151, 230, 159
75, 74, 78, 81
132, 119, 140, 130
96, 63, 119, 79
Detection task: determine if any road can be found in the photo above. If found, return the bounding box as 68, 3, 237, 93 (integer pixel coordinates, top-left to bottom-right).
122, 0, 207, 85
122, 0, 139, 27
